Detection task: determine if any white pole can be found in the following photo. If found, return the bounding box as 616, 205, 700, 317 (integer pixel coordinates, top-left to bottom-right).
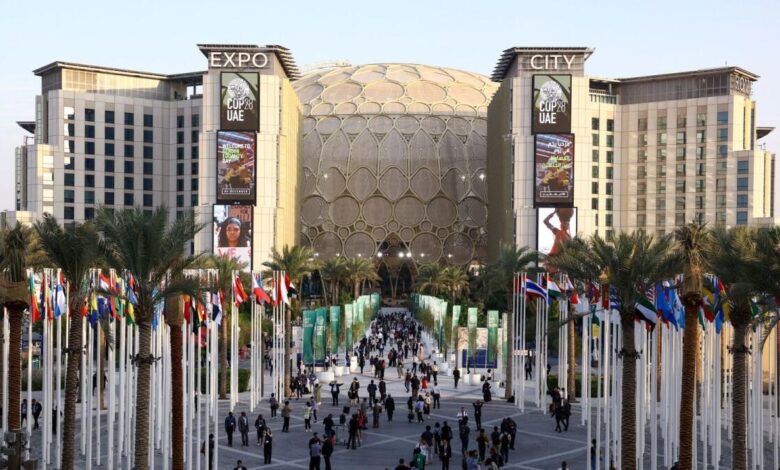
96, 315, 102, 467
108, 304, 116, 470
1, 308, 7, 436
26, 308, 33, 438
56, 301, 63, 469
86, 321, 93, 470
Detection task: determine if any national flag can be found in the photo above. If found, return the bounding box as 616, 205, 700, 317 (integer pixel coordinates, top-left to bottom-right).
99, 273, 111, 293
273, 274, 290, 306
700, 288, 716, 322
182, 295, 192, 323
513, 274, 520, 296
601, 283, 610, 309
563, 276, 580, 304
591, 313, 601, 338
285, 273, 297, 298
234, 275, 248, 306
655, 283, 677, 328
669, 288, 685, 328
586, 282, 599, 304
29, 273, 40, 323
252, 275, 271, 305
634, 295, 657, 325
525, 278, 547, 302
90, 293, 98, 327
54, 272, 67, 319
546, 276, 564, 301
212, 291, 223, 325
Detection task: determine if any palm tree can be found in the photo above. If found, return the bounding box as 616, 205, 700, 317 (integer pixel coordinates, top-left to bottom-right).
673, 222, 711, 470
34, 215, 101, 470
708, 226, 774, 470
319, 257, 347, 305
549, 232, 677, 469
343, 257, 379, 299
484, 243, 539, 400
442, 266, 470, 306
415, 263, 448, 296
198, 254, 248, 399
262, 244, 316, 398
96, 207, 202, 470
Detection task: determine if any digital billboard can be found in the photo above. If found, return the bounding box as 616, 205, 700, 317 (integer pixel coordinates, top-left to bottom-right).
220, 72, 259, 131
216, 131, 256, 203
213, 204, 253, 271
537, 207, 577, 265
532, 75, 572, 134
534, 134, 574, 207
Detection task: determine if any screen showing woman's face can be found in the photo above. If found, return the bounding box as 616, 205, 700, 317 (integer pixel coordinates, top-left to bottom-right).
225, 223, 241, 245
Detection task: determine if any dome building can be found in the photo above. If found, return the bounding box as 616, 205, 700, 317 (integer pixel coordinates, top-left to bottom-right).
294, 64, 498, 294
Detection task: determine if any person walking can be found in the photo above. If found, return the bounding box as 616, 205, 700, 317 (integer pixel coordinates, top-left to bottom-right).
432, 362, 439, 382
201, 433, 215, 470
263, 429, 273, 464
309, 435, 323, 470
31, 399, 42, 430
373, 402, 382, 428
432, 382, 441, 409
472, 400, 483, 430
525, 359, 532, 380
459, 422, 470, 454
367, 380, 378, 407
415, 396, 425, 423
476, 428, 488, 462
233, 459, 248, 470
269, 393, 279, 418
453, 368, 460, 389
282, 401, 292, 432
322, 434, 334, 470
304, 400, 313, 431
347, 414, 359, 449
440, 439, 452, 470
379, 378, 387, 403
329, 381, 341, 406
238, 411, 250, 446
255, 414, 266, 445
385, 394, 395, 421
404, 372, 411, 393
224, 411, 237, 447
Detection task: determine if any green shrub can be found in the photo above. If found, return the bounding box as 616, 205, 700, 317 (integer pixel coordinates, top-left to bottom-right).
199, 368, 251, 394
546, 373, 606, 398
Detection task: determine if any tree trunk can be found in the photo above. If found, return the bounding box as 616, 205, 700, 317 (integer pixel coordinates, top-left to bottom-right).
505, 290, 513, 400
6, 303, 25, 430
133, 320, 153, 470
284, 306, 292, 398
61, 298, 84, 470
620, 312, 637, 470
567, 302, 577, 402
354, 281, 360, 300
219, 308, 228, 400
170, 324, 184, 470
731, 319, 749, 470
678, 302, 699, 470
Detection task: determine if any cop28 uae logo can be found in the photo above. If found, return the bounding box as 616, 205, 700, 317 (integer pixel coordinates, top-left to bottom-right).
532, 75, 571, 134
220, 72, 259, 131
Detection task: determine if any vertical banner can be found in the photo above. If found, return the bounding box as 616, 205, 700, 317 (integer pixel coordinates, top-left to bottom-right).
216, 131, 256, 203
501, 313, 508, 375
345, 304, 353, 351
329, 306, 340, 355
438, 301, 448, 351
357, 301, 365, 327
467, 307, 478, 367
531, 74, 572, 134
487, 310, 499, 364
314, 308, 327, 363
537, 208, 577, 261
302, 310, 315, 365
451, 305, 461, 353
220, 72, 259, 131
212, 205, 253, 271
534, 134, 575, 207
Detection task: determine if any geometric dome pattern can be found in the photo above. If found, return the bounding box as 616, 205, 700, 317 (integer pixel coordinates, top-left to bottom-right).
294, 64, 498, 265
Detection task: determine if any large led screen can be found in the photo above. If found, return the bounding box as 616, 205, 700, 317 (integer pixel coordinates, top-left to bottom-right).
537, 207, 577, 262
216, 131, 256, 203
213, 204, 253, 271
532, 75, 572, 134
220, 72, 259, 131
534, 134, 574, 207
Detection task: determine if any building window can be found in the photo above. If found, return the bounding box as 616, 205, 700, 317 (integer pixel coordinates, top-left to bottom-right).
605, 213, 613, 227
676, 132, 686, 145
191, 178, 198, 191
696, 196, 704, 209
718, 145, 728, 157
191, 162, 198, 175
606, 119, 614, 132
639, 134, 647, 146
105, 175, 114, 188
124, 193, 134, 206
64, 123, 75, 136
696, 163, 705, 176
695, 179, 705, 193
716, 195, 726, 208
657, 214, 666, 226
657, 133, 667, 145
65, 140, 75, 153
124, 177, 134, 190
591, 182, 599, 194
190, 194, 198, 206
105, 143, 115, 156
64, 156, 74, 170
737, 194, 748, 208
143, 178, 153, 191
717, 161, 727, 174
192, 114, 200, 128
143, 146, 153, 159
124, 112, 134, 126
737, 177, 748, 191
716, 212, 726, 224
657, 148, 667, 161
657, 197, 666, 210
143, 114, 153, 127
677, 115, 687, 128
104, 192, 114, 205
105, 127, 114, 140
84, 190, 95, 204
64, 107, 75, 120
591, 198, 598, 210
638, 166, 646, 178
124, 145, 134, 158
696, 147, 705, 159
717, 111, 728, 125
85, 175, 95, 188
124, 161, 134, 173
638, 118, 647, 131
177, 179, 184, 191
143, 130, 153, 143
64, 173, 75, 186
177, 115, 184, 128
85, 125, 95, 138
658, 116, 667, 130
638, 182, 646, 195
124, 128, 134, 141
143, 194, 153, 207
676, 180, 686, 193
676, 164, 686, 177
637, 214, 646, 227
177, 147, 185, 159
657, 165, 666, 177
675, 213, 685, 226
85, 142, 95, 155
592, 134, 599, 146
697, 113, 706, 127
177, 131, 185, 145
592, 150, 599, 162
638, 150, 647, 162
606, 135, 614, 148
592, 118, 600, 130
63, 190, 75, 203
718, 128, 728, 142
656, 181, 666, 194
606, 151, 613, 163
605, 198, 613, 211
85, 108, 95, 122
736, 211, 748, 225
64, 207, 74, 220
191, 130, 199, 142
676, 197, 686, 210
176, 194, 184, 208
191, 146, 199, 159
637, 199, 646, 211
592, 166, 599, 178
105, 110, 115, 124
606, 167, 613, 179
696, 130, 706, 143
177, 163, 185, 176
716, 179, 726, 192
143, 162, 153, 175
606, 182, 613, 195
676, 147, 686, 160
85, 158, 95, 171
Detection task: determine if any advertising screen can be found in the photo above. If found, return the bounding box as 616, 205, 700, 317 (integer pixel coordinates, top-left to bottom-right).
213, 204, 253, 271
220, 72, 259, 131
532, 75, 572, 134
216, 131, 256, 203
537, 207, 577, 263
534, 134, 574, 207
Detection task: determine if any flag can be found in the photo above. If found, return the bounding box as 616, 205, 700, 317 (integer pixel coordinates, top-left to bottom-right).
513, 274, 520, 296
234, 275, 248, 306
182, 295, 192, 323
29, 273, 40, 323
546, 276, 564, 301
669, 288, 685, 328
54, 272, 67, 319
525, 278, 547, 302
563, 276, 579, 304
601, 283, 610, 309
635, 295, 657, 325
252, 275, 271, 305
285, 273, 297, 298
591, 313, 601, 338
99, 273, 111, 293
655, 283, 677, 328
212, 291, 223, 325
586, 281, 599, 304
274, 274, 290, 306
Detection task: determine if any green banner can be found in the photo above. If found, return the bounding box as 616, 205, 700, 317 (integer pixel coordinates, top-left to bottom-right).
330, 306, 340, 354
487, 310, 499, 364
467, 307, 478, 364
438, 300, 448, 351
315, 308, 327, 362
501, 313, 508, 374
303, 309, 315, 365
451, 305, 461, 353
345, 303, 353, 350
357, 301, 365, 326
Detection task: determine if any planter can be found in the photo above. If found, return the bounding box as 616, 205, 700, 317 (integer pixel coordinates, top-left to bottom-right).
350, 356, 359, 373
318, 371, 334, 384
469, 373, 482, 385
333, 366, 346, 377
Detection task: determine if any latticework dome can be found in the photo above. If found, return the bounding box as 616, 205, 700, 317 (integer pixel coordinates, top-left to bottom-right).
294, 64, 498, 266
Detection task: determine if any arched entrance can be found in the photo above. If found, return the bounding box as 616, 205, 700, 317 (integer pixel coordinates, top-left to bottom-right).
375, 233, 416, 300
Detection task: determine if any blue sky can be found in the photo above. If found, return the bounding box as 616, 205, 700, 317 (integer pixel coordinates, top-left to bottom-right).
1, 0, 778, 211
